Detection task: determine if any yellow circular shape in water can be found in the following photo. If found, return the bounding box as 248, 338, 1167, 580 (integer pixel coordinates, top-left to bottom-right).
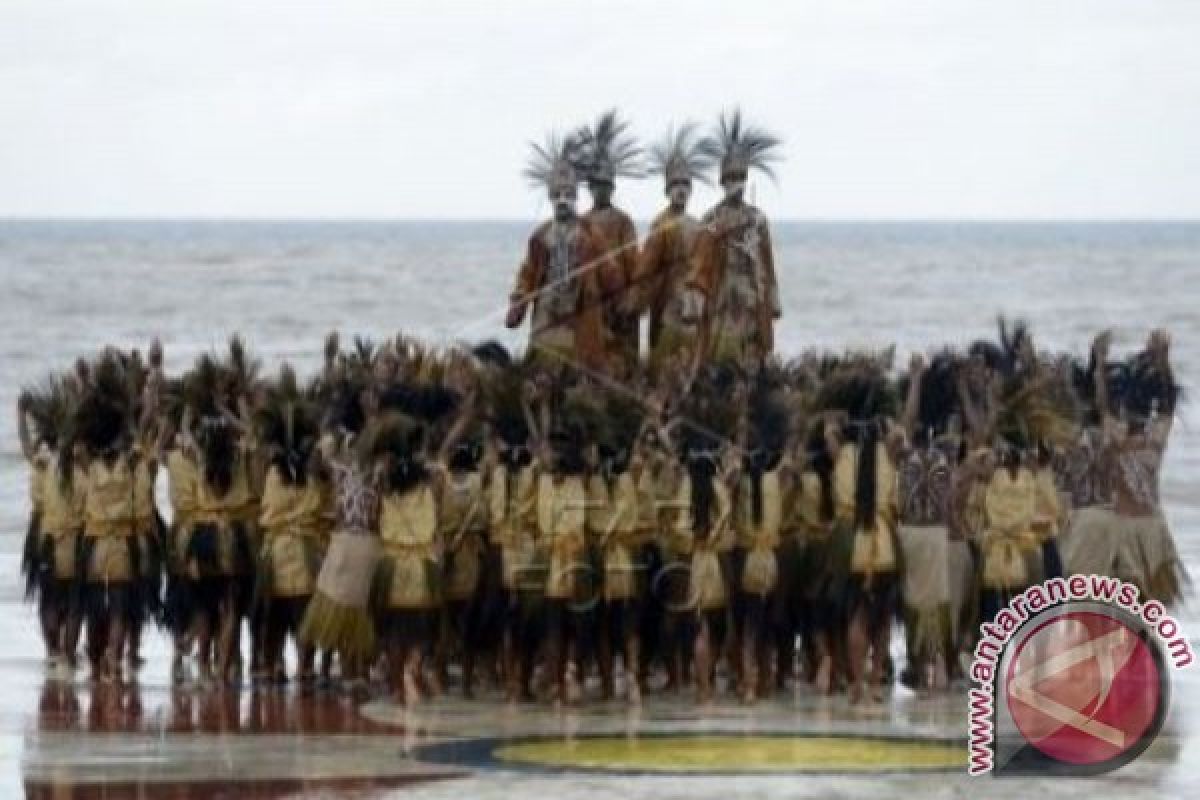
494, 735, 965, 773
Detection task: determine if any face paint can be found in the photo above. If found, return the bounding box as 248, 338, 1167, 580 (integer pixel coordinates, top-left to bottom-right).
589, 181, 614, 208
667, 182, 691, 210
552, 185, 577, 221
721, 170, 748, 201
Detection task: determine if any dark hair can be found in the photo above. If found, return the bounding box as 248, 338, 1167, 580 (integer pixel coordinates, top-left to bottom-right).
328, 384, 366, 434
200, 420, 236, 496
386, 454, 429, 493
549, 427, 587, 476
853, 422, 880, 531
272, 448, 310, 487
448, 439, 482, 471
806, 425, 835, 523
687, 453, 717, 537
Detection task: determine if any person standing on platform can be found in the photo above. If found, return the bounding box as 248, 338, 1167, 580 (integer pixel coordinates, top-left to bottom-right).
578, 109, 643, 376
634, 122, 711, 373
506, 133, 614, 376
685, 110, 783, 368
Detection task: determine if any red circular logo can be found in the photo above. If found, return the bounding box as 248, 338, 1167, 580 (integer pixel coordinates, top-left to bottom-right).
1005, 610, 1163, 766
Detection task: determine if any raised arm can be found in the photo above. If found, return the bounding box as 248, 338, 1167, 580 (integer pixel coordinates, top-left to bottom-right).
1092, 331, 1113, 422
901, 353, 926, 438
436, 388, 478, 464
16, 392, 36, 462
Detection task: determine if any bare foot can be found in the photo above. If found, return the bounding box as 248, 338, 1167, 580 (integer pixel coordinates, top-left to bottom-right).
815, 656, 832, 695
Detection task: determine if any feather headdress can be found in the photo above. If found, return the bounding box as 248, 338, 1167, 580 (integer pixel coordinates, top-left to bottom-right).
75, 351, 133, 456
361, 412, 428, 492
813, 355, 898, 424
255, 364, 320, 486
896, 349, 962, 445
524, 131, 587, 194
577, 108, 643, 184
699, 108, 783, 183
648, 121, 712, 187
1123, 345, 1182, 419
23, 373, 78, 451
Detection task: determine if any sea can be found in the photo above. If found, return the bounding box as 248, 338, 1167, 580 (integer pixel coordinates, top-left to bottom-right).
1, 219, 1198, 622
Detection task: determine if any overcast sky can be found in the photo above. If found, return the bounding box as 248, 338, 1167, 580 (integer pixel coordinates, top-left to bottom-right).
2, 0, 1198, 219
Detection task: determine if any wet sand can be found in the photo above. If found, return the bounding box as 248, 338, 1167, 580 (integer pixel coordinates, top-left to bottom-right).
2, 559, 1198, 800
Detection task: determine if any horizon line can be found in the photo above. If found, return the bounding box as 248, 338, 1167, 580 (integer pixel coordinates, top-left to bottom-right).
3, 215, 1200, 224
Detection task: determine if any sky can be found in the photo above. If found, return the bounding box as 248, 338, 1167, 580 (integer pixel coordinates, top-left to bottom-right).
1, 0, 1198, 220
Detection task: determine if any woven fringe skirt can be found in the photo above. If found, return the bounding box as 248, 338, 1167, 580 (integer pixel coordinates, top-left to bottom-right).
298, 531, 380, 661
898, 524, 950, 659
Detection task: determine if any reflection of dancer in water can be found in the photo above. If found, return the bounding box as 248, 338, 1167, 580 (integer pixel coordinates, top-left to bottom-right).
685, 110, 783, 368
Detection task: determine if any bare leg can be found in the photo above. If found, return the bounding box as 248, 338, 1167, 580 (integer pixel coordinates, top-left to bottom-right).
695, 616, 713, 705
847, 609, 868, 705
625, 634, 641, 705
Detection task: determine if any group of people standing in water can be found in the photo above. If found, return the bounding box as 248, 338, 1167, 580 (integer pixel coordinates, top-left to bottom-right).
14, 107, 1188, 707
17, 322, 1186, 706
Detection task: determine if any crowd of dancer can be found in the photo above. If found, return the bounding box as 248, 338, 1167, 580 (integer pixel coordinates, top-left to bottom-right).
17, 320, 1187, 707
14, 108, 1189, 706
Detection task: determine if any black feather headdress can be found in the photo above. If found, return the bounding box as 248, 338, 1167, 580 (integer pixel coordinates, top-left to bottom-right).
524, 131, 587, 193
648, 121, 712, 187
577, 108, 643, 184
699, 108, 783, 183
255, 364, 319, 486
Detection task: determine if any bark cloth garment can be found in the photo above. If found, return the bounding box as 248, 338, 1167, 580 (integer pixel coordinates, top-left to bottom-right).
79, 455, 142, 625
833, 442, 899, 634
439, 469, 487, 603
256, 466, 323, 606
163, 448, 199, 636
635, 207, 702, 369
686, 201, 780, 365
1056, 427, 1120, 580
661, 471, 734, 614
510, 218, 618, 374
488, 462, 539, 593
186, 449, 258, 623
735, 468, 783, 597
24, 448, 83, 612
897, 444, 953, 660
298, 458, 380, 661
376, 482, 440, 649
584, 204, 640, 374
585, 471, 646, 602
1109, 419, 1188, 605
980, 467, 1041, 592
536, 474, 588, 602
788, 470, 837, 621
